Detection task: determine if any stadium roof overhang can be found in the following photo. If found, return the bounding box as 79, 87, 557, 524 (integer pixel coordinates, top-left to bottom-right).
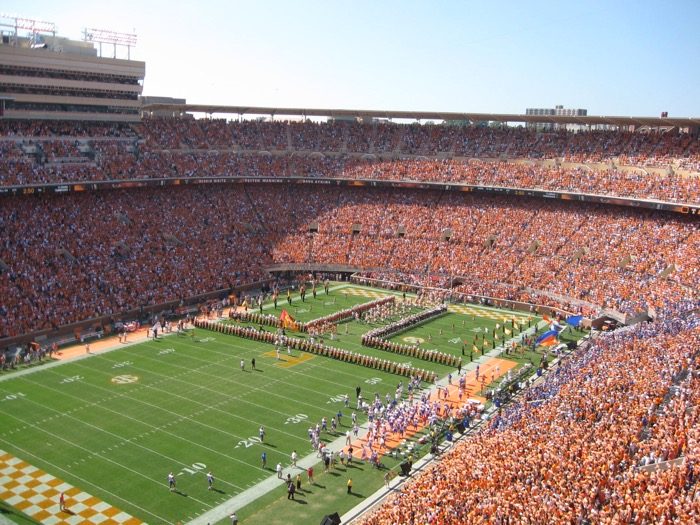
140, 103, 700, 127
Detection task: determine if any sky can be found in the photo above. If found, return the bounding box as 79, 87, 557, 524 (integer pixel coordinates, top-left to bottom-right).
3, 0, 700, 116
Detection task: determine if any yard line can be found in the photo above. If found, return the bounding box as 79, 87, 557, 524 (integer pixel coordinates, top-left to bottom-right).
0, 408, 211, 508
0, 382, 247, 494
146, 341, 376, 406
94, 344, 333, 416
0, 353, 224, 432
123, 334, 402, 415
11, 373, 278, 476
0, 439, 170, 524
66, 357, 316, 445
165, 337, 436, 410
131, 335, 374, 398
0, 342, 248, 435
172, 336, 408, 391
13, 336, 403, 486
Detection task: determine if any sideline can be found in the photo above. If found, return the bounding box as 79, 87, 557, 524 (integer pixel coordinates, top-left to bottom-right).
0, 328, 151, 384
340, 321, 575, 524
186, 323, 541, 525
0, 283, 355, 385
0, 513, 16, 525
191, 289, 546, 524
1, 284, 546, 524
1, 281, 532, 386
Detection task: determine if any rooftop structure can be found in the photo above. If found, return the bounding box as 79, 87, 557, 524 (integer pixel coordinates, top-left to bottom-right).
140, 102, 700, 132
0, 15, 144, 122
526, 105, 588, 131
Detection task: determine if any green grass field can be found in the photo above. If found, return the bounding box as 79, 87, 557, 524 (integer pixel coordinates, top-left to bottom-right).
0, 284, 572, 525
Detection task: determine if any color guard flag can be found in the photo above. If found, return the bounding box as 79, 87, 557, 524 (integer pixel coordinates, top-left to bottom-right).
504, 328, 512, 336
550, 320, 565, 332
566, 315, 584, 327
536, 330, 558, 347
279, 309, 297, 330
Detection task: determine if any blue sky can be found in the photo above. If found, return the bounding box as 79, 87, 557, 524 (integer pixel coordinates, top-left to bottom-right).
4, 1, 700, 116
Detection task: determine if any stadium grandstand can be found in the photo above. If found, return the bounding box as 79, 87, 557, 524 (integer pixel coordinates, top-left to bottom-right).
0, 15, 142, 122
0, 15, 699, 525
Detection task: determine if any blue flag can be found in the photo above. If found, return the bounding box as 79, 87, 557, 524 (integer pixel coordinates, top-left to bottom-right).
536, 330, 559, 346
565, 315, 583, 327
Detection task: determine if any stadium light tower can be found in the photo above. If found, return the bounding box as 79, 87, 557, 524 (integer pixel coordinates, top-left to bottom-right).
82, 27, 137, 59
0, 15, 56, 46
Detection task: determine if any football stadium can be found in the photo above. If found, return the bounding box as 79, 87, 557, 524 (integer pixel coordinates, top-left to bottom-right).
0, 7, 699, 525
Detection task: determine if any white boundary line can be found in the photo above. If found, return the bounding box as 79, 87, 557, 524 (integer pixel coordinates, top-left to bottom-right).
0, 333, 403, 516
0, 425, 172, 523
0, 377, 249, 492
0, 282, 542, 524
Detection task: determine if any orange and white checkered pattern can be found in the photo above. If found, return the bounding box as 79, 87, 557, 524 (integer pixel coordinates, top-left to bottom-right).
0, 449, 142, 525
342, 288, 392, 299
344, 286, 531, 322
448, 304, 531, 323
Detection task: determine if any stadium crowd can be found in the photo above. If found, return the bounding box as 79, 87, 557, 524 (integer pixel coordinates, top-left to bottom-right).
1, 119, 699, 204
270, 188, 698, 316
0, 116, 698, 525
358, 305, 700, 525
1, 185, 696, 339
0, 186, 270, 338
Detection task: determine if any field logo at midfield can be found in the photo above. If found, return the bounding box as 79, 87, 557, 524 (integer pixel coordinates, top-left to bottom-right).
448, 337, 462, 344
262, 350, 314, 368
111, 374, 139, 384
403, 336, 424, 345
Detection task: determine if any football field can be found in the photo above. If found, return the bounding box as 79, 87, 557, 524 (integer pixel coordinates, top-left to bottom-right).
0, 284, 550, 525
